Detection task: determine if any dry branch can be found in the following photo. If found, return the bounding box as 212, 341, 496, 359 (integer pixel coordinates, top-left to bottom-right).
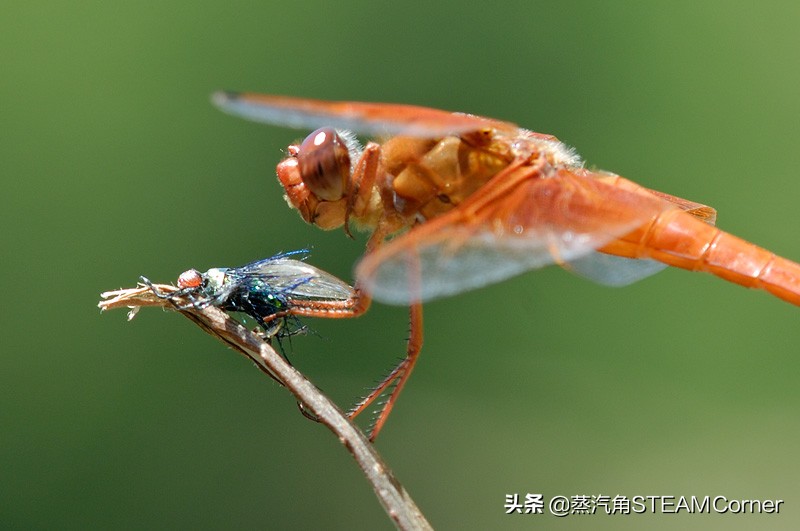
99, 283, 432, 531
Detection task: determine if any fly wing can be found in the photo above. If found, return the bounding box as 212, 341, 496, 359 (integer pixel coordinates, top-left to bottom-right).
356, 166, 677, 304
212, 92, 519, 138
243, 256, 354, 302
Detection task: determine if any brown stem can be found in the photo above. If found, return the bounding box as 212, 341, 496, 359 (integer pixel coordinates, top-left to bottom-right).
98, 283, 432, 531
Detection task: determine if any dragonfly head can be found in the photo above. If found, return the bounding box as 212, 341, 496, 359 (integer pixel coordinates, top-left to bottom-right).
277, 127, 356, 230
296, 128, 351, 201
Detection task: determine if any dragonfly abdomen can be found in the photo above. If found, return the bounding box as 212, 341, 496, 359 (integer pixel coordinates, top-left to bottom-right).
605, 209, 800, 306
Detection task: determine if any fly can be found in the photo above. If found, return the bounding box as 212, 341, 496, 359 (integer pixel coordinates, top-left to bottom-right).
141, 250, 359, 343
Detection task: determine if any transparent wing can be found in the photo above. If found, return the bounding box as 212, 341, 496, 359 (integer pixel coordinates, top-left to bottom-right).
562, 184, 719, 287
240, 255, 354, 301
356, 166, 677, 304
212, 92, 519, 138
566, 252, 668, 286
645, 188, 717, 225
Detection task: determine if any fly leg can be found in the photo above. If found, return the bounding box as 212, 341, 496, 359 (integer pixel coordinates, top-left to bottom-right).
139, 276, 206, 310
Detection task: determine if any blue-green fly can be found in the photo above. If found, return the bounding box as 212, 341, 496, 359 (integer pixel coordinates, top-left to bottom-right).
141, 250, 357, 341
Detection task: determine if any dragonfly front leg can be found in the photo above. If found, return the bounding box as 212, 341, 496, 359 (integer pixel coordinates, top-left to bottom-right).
344, 142, 383, 237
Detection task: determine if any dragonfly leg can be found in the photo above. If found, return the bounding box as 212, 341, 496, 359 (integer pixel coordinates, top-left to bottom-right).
347, 301, 423, 441
344, 142, 382, 238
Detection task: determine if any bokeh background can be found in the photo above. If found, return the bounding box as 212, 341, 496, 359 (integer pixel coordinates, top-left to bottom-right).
3, 1, 799, 529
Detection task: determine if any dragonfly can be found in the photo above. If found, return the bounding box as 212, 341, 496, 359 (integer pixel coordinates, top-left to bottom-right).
141, 250, 359, 343
213, 91, 800, 440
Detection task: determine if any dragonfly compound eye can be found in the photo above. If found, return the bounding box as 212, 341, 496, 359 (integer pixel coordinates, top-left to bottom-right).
177, 269, 203, 289
297, 127, 351, 202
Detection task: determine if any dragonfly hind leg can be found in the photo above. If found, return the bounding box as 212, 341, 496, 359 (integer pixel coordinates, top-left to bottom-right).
347, 301, 423, 441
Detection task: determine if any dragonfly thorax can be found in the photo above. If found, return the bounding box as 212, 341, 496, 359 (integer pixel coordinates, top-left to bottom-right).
386, 133, 513, 221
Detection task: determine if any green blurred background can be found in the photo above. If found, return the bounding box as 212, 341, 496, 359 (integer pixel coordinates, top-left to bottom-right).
2, 1, 798, 529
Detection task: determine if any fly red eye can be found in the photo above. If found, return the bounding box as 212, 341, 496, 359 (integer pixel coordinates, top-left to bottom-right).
177, 269, 203, 289
296, 127, 350, 201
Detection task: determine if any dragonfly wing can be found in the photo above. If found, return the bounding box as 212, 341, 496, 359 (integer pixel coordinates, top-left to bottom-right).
212, 92, 519, 138
562, 180, 721, 286
645, 188, 717, 225
359, 228, 598, 304
566, 252, 668, 287
357, 166, 676, 304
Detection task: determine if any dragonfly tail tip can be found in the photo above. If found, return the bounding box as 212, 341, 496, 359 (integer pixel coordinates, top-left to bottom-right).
211, 90, 241, 108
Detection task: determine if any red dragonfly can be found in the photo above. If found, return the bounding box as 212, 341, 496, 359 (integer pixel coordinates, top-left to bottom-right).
213, 91, 800, 440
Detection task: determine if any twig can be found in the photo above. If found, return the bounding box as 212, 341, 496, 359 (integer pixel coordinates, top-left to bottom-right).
99, 284, 432, 531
